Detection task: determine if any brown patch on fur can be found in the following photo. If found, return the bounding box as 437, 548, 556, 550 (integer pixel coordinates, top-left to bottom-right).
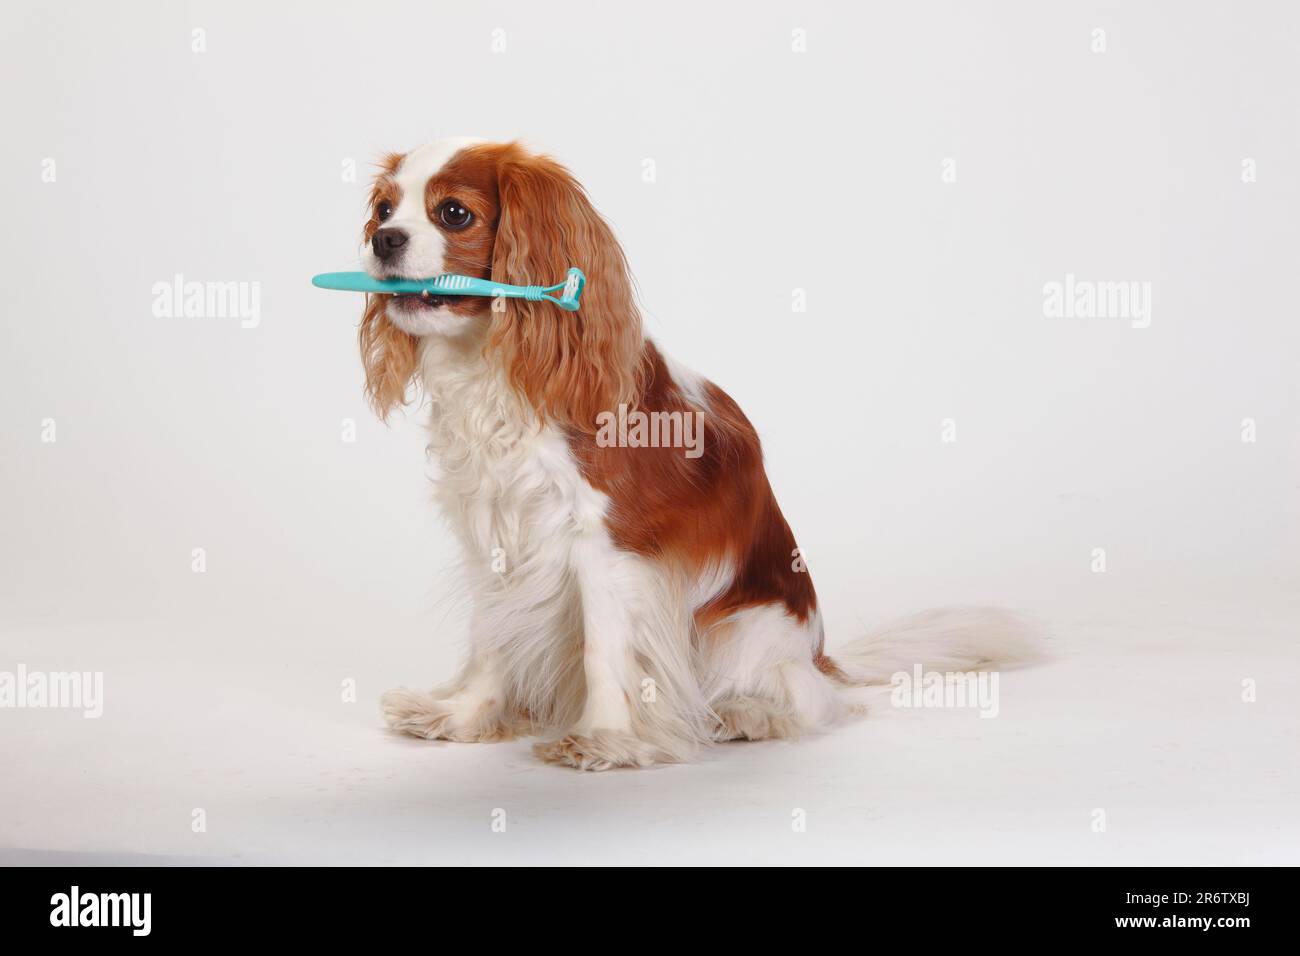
569, 343, 817, 626
813, 652, 847, 682
472, 142, 646, 431
418, 148, 503, 320
358, 156, 416, 419
364, 155, 405, 242
358, 293, 417, 420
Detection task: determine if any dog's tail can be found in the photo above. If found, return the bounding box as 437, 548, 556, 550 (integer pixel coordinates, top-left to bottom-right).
824, 606, 1041, 687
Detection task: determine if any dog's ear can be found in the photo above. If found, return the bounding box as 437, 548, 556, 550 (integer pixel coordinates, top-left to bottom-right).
486, 146, 644, 431
359, 294, 418, 421
358, 153, 418, 422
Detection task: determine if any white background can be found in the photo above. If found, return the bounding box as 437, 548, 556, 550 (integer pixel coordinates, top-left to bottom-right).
1, 0, 1297, 864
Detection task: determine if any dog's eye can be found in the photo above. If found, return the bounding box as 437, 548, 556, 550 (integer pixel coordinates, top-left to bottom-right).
376, 200, 392, 222
437, 200, 472, 230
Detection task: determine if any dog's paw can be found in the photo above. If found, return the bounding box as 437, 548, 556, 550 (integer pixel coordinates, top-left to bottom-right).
381, 687, 520, 742
532, 730, 662, 771
712, 696, 800, 741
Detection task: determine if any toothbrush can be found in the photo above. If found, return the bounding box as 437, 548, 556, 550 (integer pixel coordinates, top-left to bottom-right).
311, 267, 586, 312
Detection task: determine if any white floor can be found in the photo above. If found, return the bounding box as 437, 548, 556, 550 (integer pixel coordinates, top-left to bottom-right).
3, 593, 1296, 866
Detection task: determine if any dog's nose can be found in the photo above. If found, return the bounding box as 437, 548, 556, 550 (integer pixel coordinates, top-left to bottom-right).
371, 227, 409, 261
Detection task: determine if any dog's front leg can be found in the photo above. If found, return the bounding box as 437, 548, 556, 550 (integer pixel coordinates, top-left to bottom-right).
533, 533, 701, 771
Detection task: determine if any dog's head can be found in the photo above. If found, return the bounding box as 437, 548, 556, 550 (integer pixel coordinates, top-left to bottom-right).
358, 139, 643, 429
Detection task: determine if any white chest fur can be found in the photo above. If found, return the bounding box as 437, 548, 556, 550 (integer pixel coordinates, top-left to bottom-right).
417, 336, 607, 572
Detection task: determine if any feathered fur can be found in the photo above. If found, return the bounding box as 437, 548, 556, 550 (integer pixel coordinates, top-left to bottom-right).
354, 139, 1038, 770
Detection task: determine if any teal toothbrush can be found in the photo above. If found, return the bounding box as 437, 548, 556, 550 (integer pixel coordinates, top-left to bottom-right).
311, 267, 586, 312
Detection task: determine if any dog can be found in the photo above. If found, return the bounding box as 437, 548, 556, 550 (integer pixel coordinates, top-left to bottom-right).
355, 138, 1034, 770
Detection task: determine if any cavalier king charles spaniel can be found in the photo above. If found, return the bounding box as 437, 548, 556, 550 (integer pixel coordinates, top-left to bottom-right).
358, 138, 1033, 770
